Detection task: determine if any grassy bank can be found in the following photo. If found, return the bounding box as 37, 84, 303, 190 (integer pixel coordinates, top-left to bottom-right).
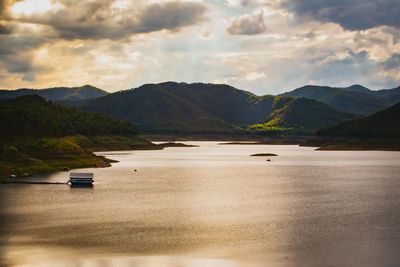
0, 135, 160, 178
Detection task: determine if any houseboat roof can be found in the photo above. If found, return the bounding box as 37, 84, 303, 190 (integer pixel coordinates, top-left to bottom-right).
70, 173, 94, 179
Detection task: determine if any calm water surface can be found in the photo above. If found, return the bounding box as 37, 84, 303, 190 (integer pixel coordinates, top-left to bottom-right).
1, 142, 400, 267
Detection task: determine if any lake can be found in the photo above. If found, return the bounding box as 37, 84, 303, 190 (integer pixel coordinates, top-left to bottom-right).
1, 142, 400, 267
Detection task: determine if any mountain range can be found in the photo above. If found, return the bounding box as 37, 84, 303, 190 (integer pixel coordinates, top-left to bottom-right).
318, 102, 400, 138
281, 84, 400, 115
0, 85, 108, 101
82, 82, 356, 134
1, 82, 399, 136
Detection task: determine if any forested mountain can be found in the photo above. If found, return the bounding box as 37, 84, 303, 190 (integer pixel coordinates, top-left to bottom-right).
370, 86, 400, 106
281, 84, 400, 115
0, 85, 107, 101
250, 98, 357, 133
83, 82, 354, 134
4, 82, 397, 136
0, 95, 160, 177
317, 102, 400, 138
0, 95, 137, 138
343, 84, 371, 93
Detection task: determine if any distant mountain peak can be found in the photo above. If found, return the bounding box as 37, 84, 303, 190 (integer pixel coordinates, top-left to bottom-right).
280, 84, 390, 115
84, 82, 355, 134
345, 84, 371, 93
0, 85, 108, 101
80, 84, 98, 89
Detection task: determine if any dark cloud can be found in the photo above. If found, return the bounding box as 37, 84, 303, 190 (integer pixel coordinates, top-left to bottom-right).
227, 11, 267, 35
385, 27, 400, 44
0, 35, 44, 55
21, 72, 35, 82
0, 35, 45, 81
11, 1, 207, 40
0, 24, 13, 34
282, 0, 400, 30
0, 0, 20, 17
135, 1, 207, 33
5, 54, 33, 73
383, 53, 400, 70
0, 0, 5, 15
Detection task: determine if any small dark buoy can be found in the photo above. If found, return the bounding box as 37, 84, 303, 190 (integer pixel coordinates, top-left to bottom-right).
266, 159, 271, 162
134, 169, 137, 172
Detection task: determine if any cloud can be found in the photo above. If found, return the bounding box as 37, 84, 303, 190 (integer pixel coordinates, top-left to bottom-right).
3, 54, 33, 73
0, 0, 399, 92
0, 0, 208, 85
0, 0, 5, 15
0, 0, 20, 16
21, 72, 35, 82
135, 1, 207, 33
0, 34, 44, 55
7, 0, 208, 40
224, 0, 266, 7
281, 0, 400, 30
379, 53, 400, 81
227, 11, 267, 35
0, 34, 46, 83
245, 71, 265, 80
0, 24, 13, 34
383, 53, 400, 70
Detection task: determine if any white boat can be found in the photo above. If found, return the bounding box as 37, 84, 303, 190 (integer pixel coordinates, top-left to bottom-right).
68, 173, 94, 186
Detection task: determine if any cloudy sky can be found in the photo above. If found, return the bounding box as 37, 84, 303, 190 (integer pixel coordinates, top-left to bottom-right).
0, 0, 399, 94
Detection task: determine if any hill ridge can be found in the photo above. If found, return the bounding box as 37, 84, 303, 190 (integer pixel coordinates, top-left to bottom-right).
0, 85, 108, 101
317, 102, 400, 138
83, 82, 355, 134
281, 84, 400, 114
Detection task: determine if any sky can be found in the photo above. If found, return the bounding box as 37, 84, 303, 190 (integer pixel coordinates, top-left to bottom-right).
0, 0, 399, 94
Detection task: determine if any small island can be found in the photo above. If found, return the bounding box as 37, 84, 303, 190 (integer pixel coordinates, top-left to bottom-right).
219, 141, 263, 145
158, 142, 199, 148
250, 153, 278, 157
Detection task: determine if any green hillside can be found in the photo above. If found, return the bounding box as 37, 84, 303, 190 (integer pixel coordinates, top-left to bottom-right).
83, 82, 274, 133
250, 98, 357, 133
281, 85, 387, 114
317, 102, 400, 138
83, 82, 352, 135
281, 84, 400, 114
371, 86, 400, 106
0, 95, 137, 138
0, 85, 108, 101
0, 95, 157, 177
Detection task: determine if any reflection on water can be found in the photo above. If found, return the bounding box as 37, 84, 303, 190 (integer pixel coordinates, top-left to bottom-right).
69, 184, 94, 189
1, 142, 400, 267
3, 254, 245, 267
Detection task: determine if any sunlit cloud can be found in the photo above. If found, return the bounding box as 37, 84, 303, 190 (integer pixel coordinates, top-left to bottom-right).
227, 10, 267, 35
11, 0, 64, 17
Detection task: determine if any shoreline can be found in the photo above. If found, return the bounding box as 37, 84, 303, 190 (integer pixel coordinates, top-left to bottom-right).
3, 137, 400, 180
301, 137, 400, 151
0, 137, 202, 180
215, 137, 400, 151
0, 135, 160, 180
